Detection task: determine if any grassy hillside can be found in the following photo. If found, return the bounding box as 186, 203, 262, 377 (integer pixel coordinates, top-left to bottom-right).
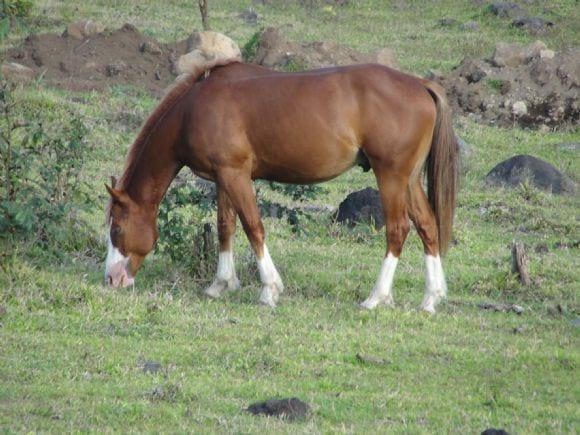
1, 0, 579, 433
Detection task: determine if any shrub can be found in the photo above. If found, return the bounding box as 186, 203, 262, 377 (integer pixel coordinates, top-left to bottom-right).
0, 82, 93, 243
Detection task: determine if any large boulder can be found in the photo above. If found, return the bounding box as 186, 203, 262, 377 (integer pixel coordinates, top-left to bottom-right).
177, 31, 242, 75
185, 31, 241, 58
486, 155, 575, 194
336, 187, 384, 229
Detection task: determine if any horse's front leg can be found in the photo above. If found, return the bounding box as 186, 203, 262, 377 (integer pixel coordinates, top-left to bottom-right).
216, 168, 284, 307
204, 185, 240, 298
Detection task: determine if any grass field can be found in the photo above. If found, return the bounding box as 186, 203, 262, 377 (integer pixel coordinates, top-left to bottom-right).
1, 0, 579, 433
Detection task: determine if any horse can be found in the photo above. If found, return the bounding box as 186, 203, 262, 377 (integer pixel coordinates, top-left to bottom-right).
104, 58, 458, 313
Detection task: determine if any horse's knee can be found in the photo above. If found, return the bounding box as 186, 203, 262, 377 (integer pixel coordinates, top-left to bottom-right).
386, 218, 410, 256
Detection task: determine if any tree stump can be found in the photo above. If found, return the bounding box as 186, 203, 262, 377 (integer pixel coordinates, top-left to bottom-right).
511, 241, 531, 286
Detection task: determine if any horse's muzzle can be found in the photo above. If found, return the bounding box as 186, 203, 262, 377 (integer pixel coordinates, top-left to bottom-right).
105, 261, 135, 288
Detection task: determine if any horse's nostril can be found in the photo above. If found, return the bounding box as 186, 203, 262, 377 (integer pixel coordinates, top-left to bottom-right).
107, 275, 113, 286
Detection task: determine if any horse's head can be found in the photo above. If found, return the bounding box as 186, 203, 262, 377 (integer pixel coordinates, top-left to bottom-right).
104, 178, 158, 287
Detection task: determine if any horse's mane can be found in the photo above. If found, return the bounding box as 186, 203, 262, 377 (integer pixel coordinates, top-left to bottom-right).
105, 56, 241, 223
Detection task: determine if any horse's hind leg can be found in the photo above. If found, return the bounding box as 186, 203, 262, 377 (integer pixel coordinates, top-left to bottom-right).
204, 185, 240, 298
408, 180, 447, 313
216, 168, 284, 307
360, 169, 410, 309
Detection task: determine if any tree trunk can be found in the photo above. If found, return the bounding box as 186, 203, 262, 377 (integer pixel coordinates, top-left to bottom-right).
511, 241, 531, 286
198, 0, 210, 31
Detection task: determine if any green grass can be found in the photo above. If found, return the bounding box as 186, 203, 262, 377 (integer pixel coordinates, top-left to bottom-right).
1, 0, 579, 433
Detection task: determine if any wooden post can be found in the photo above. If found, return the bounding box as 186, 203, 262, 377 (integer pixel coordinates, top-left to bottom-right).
198, 0, 210, 31
511, 241, 531, 286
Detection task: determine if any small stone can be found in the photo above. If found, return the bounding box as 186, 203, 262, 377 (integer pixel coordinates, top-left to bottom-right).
554, 142, 580, 152
489, 2, 527, 19
539, 49, 555, 59
106, 61, 127, 77
140, 41, 162, 56
238, 7, 259, 25
1, 62, 35, 82
512, 101, 527, 116
438, 18, 459, 27
142, 361, 162, 374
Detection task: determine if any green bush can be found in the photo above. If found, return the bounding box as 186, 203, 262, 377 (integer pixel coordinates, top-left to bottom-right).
0, 82, 93, 242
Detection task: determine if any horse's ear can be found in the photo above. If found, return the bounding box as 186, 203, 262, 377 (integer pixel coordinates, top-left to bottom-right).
110, 176, 118, 188
105, 184, 128, 204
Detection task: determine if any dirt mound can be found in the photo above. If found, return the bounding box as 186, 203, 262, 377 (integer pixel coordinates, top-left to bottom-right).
435, 41, 579, 129
251, 27, 398, 70
5, 23, 188, 95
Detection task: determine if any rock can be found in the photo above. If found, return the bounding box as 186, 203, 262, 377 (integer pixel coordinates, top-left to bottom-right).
238, 7, 259, 25
139, 41, 162, 55
488, 2, 527, 18
512, 16, 555, 34
511, 101, 527, 116
336, 187, 384, 229
373, 47, 399, 69
481, 429, 510, 435
438, 18, 459, 27
491, 42, 525, 68
539, 49, 555, 59
456, 135, 474, 159
356, 353, 390, 365
477, 302, 524, 315
247, 398, 310, 421
64, 20, 104, 39
491, 40, 547, 68
459, 58, 487, 83
142, 361, 162, 374
1, 62, 35, 82
460, 21, 480, 31
486, 155, 575, 194
177, 31, 242, 76
105, 61, 127, 77
185, 31, 241, 58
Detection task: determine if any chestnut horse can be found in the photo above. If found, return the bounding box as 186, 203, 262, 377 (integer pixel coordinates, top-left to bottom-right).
105, 59, 457, 312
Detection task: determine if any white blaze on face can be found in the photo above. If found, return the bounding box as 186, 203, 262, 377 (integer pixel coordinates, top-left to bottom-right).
105, 224, 133, 287
421, 254, 447, 313
360, 252, 399, 309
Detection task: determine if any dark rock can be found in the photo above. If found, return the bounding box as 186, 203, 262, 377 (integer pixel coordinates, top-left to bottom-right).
438, 18, 459, 27
489, 2, 527, 18
238, 7, 259, 25
481, 429, 510, 435
477, 302, 524, 314
512, 16, 555, 34
336, 187, 384, 229
486, 155, 575, 194
142, 361, 162, 374
459, 58, 487, 83
356, 353, 390, 365
534, 243, 548, 254
247, 398, 310, 421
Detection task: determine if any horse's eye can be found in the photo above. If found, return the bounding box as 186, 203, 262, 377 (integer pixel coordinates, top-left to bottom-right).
111, 227, 122, 236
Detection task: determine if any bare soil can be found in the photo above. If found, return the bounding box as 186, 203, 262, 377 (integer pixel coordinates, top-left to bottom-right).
5, 24, 188, 95
435, 46, 579, 129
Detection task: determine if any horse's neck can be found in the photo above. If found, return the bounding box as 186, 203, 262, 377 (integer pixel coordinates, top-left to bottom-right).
122, 130, 182, 212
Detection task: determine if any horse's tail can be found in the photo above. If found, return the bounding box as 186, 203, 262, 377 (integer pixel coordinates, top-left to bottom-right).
421, 80, 458, 255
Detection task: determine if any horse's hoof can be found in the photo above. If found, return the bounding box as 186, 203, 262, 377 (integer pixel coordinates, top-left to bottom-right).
204, 281, 227, 298
360, 296, 394, 310
259, 283, 280, 307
